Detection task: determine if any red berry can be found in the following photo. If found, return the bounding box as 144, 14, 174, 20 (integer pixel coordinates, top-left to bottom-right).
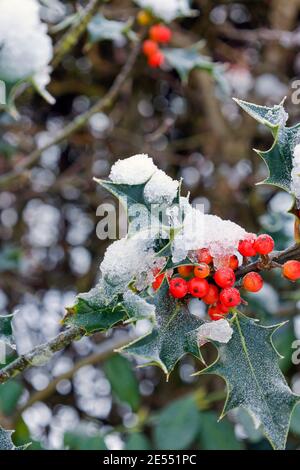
219, 288, 241, 307
208, 306, 225, 321
148, 50, 164, 68
169, 277, 188, 298
253, 234, 274, 255
242, 272, 263, 293
214, 267, 236, 289
238, 237, 257, 257
188, 277, 209, 298
149, 24, 172, 44
216, 301, 229, 314
194, 263, 210, 279
197, 248, 213, 265
202, 284, 219, 305
152, 273, 165, 290
282, 260, 300, 281
142, 39, 159, 57
177, 265, 193, 278
228, 255, 239, 271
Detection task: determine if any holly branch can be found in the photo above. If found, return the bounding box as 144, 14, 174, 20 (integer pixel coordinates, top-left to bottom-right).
0, 241, 299, 387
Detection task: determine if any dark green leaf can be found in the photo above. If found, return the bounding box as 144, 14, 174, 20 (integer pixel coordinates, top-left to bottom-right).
63, 284, 126, 334
235, 98, 297, 192
0, 313, 15, 350
198, 315, 300, 450
125, 433, 151, 450
153, 395, 199, 450
104, 354, 140, 411
199, 411, 244, 450
0, 380, 23, 415
64, 430, 106, 450
290, 404, 300, 437
121, 282, 204, 376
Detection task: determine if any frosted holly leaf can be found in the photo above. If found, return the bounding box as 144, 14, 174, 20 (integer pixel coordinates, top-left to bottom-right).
197, 319, 233, 346
197, 315, 300, 450
63, 283, 127, 334
164, 46, 228, 91
88, 14, 134, 44
0, 426, 30, 450
135, 0, 197, 23
235, 98, 298, 192
120, 282, 205, 377
291, 144, 300, 202
123, 290, 156, 323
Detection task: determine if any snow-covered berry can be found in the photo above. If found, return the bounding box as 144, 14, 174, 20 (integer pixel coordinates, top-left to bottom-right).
208, 306, 225, 321
228, 255, 239, 271
197, 248, 213, 265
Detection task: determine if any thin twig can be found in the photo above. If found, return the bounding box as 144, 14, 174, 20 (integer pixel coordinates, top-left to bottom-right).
16, 334, 136, 415
0, 33, 144, 190
52, 0, 104, 69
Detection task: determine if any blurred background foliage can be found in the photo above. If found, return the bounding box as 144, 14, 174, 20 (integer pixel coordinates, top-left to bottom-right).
1, 0, 300, 451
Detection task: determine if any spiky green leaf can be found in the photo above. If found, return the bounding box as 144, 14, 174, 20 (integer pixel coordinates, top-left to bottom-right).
235, 98, 298, 192
0, 426, 30, 450
198, 315, 299, 450
121, 282, 204, 377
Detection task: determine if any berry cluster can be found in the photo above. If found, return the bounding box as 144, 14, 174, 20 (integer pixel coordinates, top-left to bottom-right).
142, 25, 172, 68
152, 233, 300, 322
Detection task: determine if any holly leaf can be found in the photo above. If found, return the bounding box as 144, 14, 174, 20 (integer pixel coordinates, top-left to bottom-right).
0, 314, 16, 359
164, 45, 228, 92
234, 98, 298, 192
88, 14, 133, 43
120, 282, 204, 377
197, 315, 300, 450
63, 284, 127, 334
0, 426, 30, 450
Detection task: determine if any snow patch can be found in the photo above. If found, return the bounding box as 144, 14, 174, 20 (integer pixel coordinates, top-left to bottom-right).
197, 319, 233, 346
109, 154, 157, 185
291, 144, 300, 201
144, 170, 179, 205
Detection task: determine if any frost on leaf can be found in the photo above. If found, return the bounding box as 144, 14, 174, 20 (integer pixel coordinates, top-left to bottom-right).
123, 290, 156, 323
0, 313, 16, 350
235, 98, 298, 192
197, 319, 233, 346
0, 0, 54, 104
198, 315, 300, 450
121, 282, 205, 376
135, 0, 197, 23
109, 154, 157, 185
0, 426, 30, 450
291, 143, 300, 202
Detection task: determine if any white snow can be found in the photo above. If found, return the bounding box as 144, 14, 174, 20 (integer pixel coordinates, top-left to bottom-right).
135, 0, 195, 22
197, 319, 233, 346
0, 0, 53, 97
171, 206, 247, 265
144, 170, 179, 205
109, 154, 157, 185
100, 231, 165, 291
291, 144, 300, 201
123, 290, 156, 322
